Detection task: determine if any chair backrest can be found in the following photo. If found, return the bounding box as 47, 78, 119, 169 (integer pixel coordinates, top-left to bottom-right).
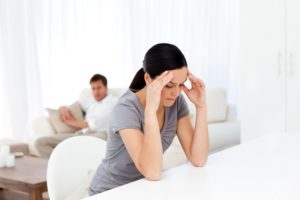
47, 136, 106, 200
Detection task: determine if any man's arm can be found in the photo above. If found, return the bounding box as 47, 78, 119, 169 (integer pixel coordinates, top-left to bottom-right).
63, 115, 88, 129
58, 106, 72, 121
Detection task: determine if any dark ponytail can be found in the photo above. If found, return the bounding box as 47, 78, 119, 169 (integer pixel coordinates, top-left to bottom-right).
129, 68, 146, 92
129, 43, 187, 92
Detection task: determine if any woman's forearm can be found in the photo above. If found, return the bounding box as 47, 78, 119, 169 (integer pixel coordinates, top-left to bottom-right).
190, 106, 209, 166
138, 107, 163, 180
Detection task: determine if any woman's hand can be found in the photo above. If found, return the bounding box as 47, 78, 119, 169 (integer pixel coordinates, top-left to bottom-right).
146, 71, 174, 112
183, 70, 206, 109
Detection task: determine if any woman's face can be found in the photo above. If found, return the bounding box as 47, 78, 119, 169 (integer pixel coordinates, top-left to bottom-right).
160, 67, 188, 107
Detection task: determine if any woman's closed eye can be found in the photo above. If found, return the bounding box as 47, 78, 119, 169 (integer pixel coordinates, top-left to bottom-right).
165, 83, 185, 89
165, 83, 174, 88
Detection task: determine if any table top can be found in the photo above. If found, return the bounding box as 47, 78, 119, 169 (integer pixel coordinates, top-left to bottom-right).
0, 156, 48, 187
85, 133, 300, 200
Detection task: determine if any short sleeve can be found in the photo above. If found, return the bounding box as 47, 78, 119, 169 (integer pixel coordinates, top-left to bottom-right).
177, 94, 190, 120
110, 103, 142, 134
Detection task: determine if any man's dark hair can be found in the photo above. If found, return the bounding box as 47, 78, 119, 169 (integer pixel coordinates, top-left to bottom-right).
89, 74, 107, 86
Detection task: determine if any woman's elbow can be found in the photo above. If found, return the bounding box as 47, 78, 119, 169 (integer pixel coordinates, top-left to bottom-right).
144, 170, 161, 181
191, 158, 207, 167
192, 162, 206, 167
137, 160, 162, 181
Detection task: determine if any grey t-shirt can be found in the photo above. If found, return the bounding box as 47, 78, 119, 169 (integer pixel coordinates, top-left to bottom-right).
89, 89, 189, 195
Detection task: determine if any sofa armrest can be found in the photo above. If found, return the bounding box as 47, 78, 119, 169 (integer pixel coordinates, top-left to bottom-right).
32, 116, 56, 137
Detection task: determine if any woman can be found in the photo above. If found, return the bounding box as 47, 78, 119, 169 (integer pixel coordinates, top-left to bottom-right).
89, 43, 208, 195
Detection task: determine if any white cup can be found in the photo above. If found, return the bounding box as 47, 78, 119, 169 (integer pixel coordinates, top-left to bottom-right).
0, 153, 6, 168
5, 154, 15, 168
0, 145, 10, 156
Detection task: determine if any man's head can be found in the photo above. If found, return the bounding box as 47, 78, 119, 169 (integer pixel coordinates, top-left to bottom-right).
89, 74, 108, 101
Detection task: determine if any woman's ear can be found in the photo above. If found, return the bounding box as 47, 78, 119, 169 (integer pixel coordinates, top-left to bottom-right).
144, 73, 152, 85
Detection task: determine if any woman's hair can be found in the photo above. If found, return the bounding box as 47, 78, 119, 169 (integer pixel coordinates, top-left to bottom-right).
129, 43, 187, 91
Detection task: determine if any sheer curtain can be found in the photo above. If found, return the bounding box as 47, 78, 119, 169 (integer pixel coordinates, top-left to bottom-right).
0, 0, 43, 139
0, 0, 239, 139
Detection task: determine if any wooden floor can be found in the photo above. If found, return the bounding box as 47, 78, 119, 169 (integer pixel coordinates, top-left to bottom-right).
0, 190, 49, 200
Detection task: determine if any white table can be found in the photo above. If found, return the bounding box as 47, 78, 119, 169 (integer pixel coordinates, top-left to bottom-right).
85, 133, 300, 200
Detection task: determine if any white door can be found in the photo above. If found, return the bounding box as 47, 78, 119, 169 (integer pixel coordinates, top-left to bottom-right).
286, 0, 300, 133
240, 0, 286, 141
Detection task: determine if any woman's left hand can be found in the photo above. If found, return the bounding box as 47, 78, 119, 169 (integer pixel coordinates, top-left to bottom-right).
183, 70, 207, 109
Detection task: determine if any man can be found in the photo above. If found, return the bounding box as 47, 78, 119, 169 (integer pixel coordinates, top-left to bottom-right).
35, 74, 117, 158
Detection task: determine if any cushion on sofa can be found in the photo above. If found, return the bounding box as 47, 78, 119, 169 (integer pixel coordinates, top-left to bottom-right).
32, 116, 56, 135
206, 88, 227, 123
47, 101, 84, 134
183, 88, 227, 124
78, 88, 126, 108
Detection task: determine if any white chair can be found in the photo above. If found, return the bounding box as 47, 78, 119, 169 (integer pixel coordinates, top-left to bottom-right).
47, 136, 106, 200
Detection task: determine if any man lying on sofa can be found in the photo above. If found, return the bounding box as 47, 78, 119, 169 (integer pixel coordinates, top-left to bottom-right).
35, 74, 117, 158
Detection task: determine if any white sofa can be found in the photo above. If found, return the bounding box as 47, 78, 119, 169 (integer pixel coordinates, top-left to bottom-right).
30, 88, 240, 170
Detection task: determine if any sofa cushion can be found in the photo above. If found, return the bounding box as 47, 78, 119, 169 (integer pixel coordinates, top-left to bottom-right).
206, 88, 227, 123
163, 120, 241, 170
47, 101, 84, 134
208, 121, 241, 153
78, 88, 126, 107
32, 116, 56, 135
183, 88, 227, 124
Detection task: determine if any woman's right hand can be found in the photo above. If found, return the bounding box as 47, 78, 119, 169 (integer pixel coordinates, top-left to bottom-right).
145, 71, 173, 112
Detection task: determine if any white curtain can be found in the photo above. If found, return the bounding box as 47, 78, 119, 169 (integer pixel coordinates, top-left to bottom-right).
0, 0, 239, 139
0, 0, 44, 139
